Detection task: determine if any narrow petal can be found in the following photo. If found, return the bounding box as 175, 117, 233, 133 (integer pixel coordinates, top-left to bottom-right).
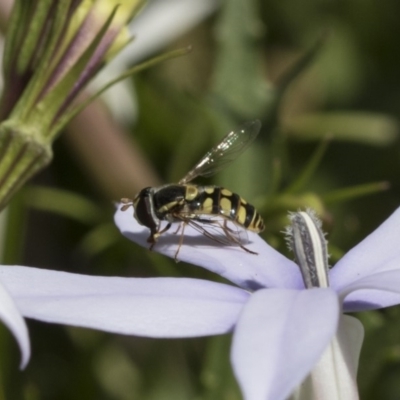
92, 0, 219, 122
330, 207, 400, 291
125, 0, 219, 63
338, 270, 400, 312
0, 281, 30, 369
293, 315, 363, 400
231, 288, 339, 400
0, 266, 248, 338
114, 206, 302, 291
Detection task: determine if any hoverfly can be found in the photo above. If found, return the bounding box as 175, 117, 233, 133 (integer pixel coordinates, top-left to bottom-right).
121, 120, 265, 260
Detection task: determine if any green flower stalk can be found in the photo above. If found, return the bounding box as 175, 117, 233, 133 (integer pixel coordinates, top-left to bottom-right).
0, 0, 144, 209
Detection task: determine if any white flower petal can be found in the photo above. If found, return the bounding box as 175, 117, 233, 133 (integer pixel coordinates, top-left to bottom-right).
115, 206, 303, 291
94, 0, 219, 122
292, 315, 363, 400
0, 278, 30, 369
0, 266, 248, 338
338, 270, 400, 312
330, 206, 400, 291
125, 0, 219, 64
231, 288, 339, 400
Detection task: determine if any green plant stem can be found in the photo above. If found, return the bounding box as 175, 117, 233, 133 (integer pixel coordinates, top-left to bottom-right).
322, 182, 390, 205
0, 121, 52, 211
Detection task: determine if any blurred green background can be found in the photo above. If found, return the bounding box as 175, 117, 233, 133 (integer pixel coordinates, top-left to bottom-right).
2, 0, 400, 398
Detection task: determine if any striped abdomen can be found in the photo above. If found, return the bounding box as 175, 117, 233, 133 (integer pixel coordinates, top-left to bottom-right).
189, 186, 264, 233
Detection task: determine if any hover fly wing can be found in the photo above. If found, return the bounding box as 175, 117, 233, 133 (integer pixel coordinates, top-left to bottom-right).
178, 120, 261, 184
174, 214, 249, 247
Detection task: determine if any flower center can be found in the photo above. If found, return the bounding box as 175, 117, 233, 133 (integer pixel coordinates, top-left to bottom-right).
286, 209, 329, 289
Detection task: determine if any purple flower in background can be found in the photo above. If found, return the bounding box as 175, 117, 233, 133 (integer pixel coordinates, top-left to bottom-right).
114, 205, 400, 400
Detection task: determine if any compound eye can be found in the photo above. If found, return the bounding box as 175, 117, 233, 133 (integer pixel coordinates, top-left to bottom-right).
133, 191, 158, 231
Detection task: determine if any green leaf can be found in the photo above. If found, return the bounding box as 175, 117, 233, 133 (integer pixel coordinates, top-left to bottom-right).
53, 46, 192, 137
79, 223, 121, 257
285, 135, 332, 194
16, 0, 55, 74
2, 191, 27, 265
285, 112, 398, 146
322, 181, 389, 205
8, 1, 77, 123
27, 6, 120, 136
201, 335, 241, 400
2, 0, 26, 79
24, 186, 103, 225
211, 0, 269, 118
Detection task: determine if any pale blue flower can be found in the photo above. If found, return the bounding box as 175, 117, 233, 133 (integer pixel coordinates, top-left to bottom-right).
0, 203, 397, 399
0, 265, 245, 369
0, 280, 30, 369
113, 205, 400, 399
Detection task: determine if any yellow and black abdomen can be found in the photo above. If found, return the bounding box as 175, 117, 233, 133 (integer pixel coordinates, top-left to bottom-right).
189, 186, 264, 233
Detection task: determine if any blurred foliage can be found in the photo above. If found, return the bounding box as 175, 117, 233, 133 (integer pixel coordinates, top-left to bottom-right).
2, 0, 400, 399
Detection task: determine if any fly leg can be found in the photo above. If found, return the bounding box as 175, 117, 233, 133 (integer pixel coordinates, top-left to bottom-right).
174, 222, 187, 262
221, 220, 258, 255
148, 223, 172, 251
173, 223, 182, 234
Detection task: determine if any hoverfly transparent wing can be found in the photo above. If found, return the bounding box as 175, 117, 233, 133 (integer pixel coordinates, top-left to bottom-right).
178, 120, 261, 184
168, 215, 255, 260
175, 214, 250, 248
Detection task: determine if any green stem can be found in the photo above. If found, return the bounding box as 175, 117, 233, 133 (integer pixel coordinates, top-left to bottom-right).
51, 46, 192, 136
0, 120, 52, 210
322, 181, 390, 205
